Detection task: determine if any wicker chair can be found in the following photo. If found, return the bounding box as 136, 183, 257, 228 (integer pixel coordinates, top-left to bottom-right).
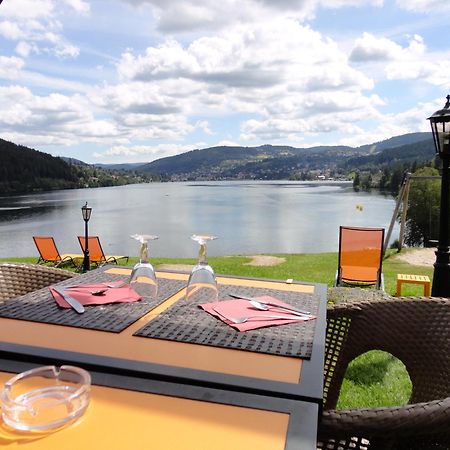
318, 297, 450, 450
0, 263, 75, 301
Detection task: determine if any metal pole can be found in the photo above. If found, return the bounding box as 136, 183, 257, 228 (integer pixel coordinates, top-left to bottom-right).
398, 179, 411, 250
431, 153, 450, 297
82, 219, 90, 272
384, 172, 410, 254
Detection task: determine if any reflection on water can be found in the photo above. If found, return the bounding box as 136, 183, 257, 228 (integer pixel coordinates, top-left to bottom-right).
0, 181, 399, 258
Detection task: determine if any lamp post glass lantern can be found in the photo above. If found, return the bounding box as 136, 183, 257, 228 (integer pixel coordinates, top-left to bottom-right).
428, 95, 450, 297
81, 202, 92, 272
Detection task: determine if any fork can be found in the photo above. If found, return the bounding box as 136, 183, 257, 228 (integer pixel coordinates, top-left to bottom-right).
213, 308, 303, 324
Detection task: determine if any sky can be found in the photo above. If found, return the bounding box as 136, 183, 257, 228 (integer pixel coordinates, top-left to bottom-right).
0, 0, 449, 164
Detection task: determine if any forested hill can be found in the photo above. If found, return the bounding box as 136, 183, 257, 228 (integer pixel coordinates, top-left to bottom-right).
341, 138, 435, 170
0, 138, 154, 193
1, 131, 435, 193
0, 138, 78, 192
139, 132, 434, 181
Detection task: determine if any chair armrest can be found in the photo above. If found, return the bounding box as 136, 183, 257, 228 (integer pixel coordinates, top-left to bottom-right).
327, 301, 363, 317
319, 397, 450, 441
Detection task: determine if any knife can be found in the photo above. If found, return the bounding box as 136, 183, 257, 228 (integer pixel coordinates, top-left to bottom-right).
228, 293, 311, 315
53, 287, 85, 314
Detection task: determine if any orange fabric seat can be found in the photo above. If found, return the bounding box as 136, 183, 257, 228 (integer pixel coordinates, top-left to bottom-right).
340, 265, 379, 284
335, 226, 385, 290
33, 236, 83, 268
77, 236, 129, 266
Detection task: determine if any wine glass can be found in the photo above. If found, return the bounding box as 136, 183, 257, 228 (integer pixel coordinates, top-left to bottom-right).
129, 234, 158, 299
186, 234, 218, 302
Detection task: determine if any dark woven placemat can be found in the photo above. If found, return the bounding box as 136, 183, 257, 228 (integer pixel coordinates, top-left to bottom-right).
0, 269, 185, 333
133, 285, 319, 359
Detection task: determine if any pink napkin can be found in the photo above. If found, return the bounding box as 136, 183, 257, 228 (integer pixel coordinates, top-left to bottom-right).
199, 295, 315, 331
50, 283, 141, 309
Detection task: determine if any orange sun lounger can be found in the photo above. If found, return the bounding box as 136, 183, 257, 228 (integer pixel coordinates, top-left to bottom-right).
33, 236, 83, 268
334, 226, 385, 290
77, 236, 129, 266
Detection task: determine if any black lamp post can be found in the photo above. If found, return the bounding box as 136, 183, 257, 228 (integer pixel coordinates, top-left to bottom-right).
428, 95, 450, 297
81, 202, 92, 272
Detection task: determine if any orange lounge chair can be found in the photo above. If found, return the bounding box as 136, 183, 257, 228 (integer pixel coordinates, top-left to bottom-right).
77, 236, 129, 266
335, 226, 385, 290
33, 236, 83, 268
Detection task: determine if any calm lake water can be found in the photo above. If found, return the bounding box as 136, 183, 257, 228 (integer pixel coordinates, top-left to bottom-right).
0, 181, 398, 259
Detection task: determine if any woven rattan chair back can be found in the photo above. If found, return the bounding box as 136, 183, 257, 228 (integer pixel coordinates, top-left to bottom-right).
319, 296, 450, 449
0, 263, 75, 301
336, 226, 385, 288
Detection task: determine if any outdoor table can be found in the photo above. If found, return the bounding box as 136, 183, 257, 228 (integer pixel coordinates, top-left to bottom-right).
0, 267, 327, 449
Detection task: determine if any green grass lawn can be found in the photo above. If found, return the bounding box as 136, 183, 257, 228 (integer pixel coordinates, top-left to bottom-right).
2, 249, 430, 410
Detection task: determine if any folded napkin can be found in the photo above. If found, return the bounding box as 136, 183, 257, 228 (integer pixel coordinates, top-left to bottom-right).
50, 283, 141, 309
199, 295, 315, 332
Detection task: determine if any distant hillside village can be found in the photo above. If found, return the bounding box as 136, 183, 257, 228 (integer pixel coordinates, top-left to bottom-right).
0, 132, 437, 196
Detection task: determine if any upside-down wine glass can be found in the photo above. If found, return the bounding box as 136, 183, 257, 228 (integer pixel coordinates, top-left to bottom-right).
186, 234, 218, 302
129, 234, 158, 299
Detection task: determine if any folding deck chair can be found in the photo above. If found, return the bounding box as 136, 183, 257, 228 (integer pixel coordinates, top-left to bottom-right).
33, 236, 83, 268
77, 236, 129, 266
334, 226, 385, 290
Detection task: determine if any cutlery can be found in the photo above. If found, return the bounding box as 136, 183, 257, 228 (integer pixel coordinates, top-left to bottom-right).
91, 289, 107, 296
53, 287, 85, 314
65, 282, 126, 290
103, 282, 127, 288
228, 294, 311, 315
63, 287, 107, 295
213, 308, 303, 324
247, 300, 310, 316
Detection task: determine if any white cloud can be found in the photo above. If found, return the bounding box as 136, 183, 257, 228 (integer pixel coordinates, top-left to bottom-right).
0, 86, 121, 146
0, 56, 25, 79
61, 0, 90, 14
0, 0, 447, 163
349, 33, 450, 87
121, 0, 315, 33
350, 32, 404, 62
0, 0, 55, 19
0, 0, 84, 59
350, 33, 425, 63
241, 93, 384, 142
120, 0, 387, 34
338, 98, 439, 147
396, 0, 450, 12
94, 142, 198, 161
0, 21, 23, 40
117, 19, 372, 94
386, 59, 450, 86
15, 41, 37, 57
112, 18, 376, 145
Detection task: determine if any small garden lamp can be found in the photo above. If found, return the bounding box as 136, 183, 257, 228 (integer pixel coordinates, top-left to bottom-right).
428, 95, 450, 297
81, 202, 92, 272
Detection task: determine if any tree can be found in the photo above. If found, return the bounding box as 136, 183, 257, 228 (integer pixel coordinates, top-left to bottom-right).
361, 173, 372, 191
353, 172, 360, 191
404, 167, 440, 246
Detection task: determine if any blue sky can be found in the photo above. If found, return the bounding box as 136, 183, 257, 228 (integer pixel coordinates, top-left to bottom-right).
0, 0, 449, 164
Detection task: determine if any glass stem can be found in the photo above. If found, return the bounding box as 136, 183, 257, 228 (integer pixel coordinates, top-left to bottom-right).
140, 242, 149, 264
198, 243, 207, 264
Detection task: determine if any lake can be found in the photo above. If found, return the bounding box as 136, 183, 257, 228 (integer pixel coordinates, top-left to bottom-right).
0, 181, 399, 259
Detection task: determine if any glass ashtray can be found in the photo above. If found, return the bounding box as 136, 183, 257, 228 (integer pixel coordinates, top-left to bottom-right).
1, 365, 91, 431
